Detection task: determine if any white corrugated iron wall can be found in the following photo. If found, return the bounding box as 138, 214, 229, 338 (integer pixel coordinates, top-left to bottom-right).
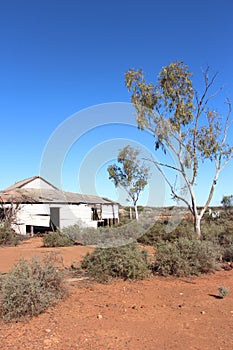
59, 204, 97, 229
101, 204, 119, 219
12, 203, 50, 234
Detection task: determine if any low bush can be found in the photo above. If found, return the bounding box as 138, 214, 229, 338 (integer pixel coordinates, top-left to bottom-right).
81, 243, 152, 282
217, 286, 229, 299
62, 224, 97, 245
201, 219, 233, 260
138, 219, 194, 246
0, 224, 19, 246
123, 206, 144, 214
115, 216, 133, 227
42, 231, 74, 247
62, 221, 148, 247
201, 220, 231, 244
0, 256, 66, 321
153, 238, 219, 277
138, 212, 233, 247
221, 244, 233, 262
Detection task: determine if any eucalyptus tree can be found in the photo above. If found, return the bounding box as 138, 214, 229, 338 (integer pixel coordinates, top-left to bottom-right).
125, 61, 233, 238
108, 145, 149, 220
221, 195, 233, 208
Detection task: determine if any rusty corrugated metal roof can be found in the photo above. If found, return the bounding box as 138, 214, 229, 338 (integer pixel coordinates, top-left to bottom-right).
0, 188, 117, 205
1, 177, 118, 205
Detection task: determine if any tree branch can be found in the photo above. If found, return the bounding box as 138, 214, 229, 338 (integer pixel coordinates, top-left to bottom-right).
151, 160, 193, 213
143, 157, 182, 173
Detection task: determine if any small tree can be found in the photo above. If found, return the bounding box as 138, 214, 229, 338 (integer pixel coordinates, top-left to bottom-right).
0, 198, 21, 228
125, 61, 233, 238
108, 145, 149, 220
221, 195, 233, 209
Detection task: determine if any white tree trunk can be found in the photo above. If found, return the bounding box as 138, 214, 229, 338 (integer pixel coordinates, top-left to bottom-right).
194, 214, 202, 239
134, 204, 139, 221
129, 207, 132, 220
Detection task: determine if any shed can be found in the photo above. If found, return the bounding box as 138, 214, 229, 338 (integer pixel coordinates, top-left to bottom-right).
0, 176, 119, 235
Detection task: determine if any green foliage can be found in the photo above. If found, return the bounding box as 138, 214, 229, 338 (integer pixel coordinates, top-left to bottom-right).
137, 219, 194, 246
81, 243, 152, 282
116, 215, 133, 226
125, 61, 232, 169
137, 205, 145, 212
125, 61, 233, 237
0, 256, 66, 321
62, 220, 148, 247
158, 62, 195, 127
154, 238, 218, 277
217, 286, 229, 299
42, 231, 74, 247
62, 224, 97, 245
0, 224, 19, 246
200, 214, 233, 263
123, 205, 144, 213
108, 145, 149, 211
221, 195, 233, 208
221, 245, 233, 262
138, 211, 233, 261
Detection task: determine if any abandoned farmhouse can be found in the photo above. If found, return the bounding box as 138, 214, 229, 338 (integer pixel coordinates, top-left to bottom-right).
0, 176, 119, 235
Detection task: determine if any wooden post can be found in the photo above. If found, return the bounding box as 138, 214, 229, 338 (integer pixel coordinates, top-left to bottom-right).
30, 225, 34, 237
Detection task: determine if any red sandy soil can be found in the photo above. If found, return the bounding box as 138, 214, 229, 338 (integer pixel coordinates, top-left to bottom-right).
0, 237, 233, 350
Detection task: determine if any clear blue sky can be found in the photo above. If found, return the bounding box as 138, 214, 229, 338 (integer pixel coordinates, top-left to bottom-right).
1, 0, 233, 207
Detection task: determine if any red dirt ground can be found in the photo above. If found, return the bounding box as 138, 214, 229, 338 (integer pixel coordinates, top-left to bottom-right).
1, 237, 233, 350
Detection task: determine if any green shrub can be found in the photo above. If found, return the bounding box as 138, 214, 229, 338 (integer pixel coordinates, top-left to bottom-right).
217, 286, 229, 299
81, 243, 152, 282
154, 238, 218, 277
0, 256, 66, 321
201, 218, 233, 258
115, 216, 133, 227
221, 244, 233, 262
138, 219, 194, 246
201, 220, 232, 244
123, 206, 144, 213
42, 231, 74, 247
62, 224, 97, 245
63, 221, 147, 247
138, 213, 233, 247
0, 224, 19, 246
137, 205, 145, 212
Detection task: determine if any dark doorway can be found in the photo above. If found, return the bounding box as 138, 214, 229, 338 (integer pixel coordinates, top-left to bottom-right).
26, 225, 50, 235
50, 207, 60, 230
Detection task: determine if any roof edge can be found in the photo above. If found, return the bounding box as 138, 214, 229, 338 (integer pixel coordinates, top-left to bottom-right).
3, 176, 59, 191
